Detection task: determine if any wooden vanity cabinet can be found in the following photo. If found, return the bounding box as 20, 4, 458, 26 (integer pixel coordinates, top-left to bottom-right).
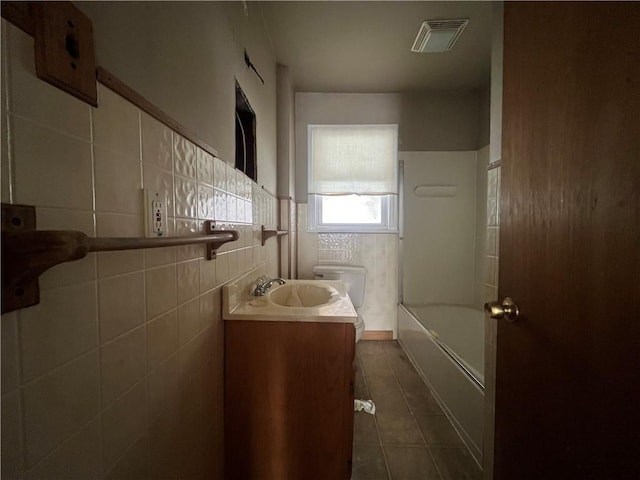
224, 320, 356, 480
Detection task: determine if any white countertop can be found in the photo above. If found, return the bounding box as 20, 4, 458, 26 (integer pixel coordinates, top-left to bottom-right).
223, 275, 357, 323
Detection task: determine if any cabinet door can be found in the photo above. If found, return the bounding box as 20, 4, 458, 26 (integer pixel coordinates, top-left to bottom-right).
225, 320, 355, 480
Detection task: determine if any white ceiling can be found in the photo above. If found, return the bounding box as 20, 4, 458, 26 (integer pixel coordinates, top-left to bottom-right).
259, 1, 493, 93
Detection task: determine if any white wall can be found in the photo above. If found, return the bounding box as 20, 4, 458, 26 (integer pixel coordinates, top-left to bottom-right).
76, 1, 278, 193
399, 90, 484, 152
478, 88, 491, 148
401, 151, 479, 306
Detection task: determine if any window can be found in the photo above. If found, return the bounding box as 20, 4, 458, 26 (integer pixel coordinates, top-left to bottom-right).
235, 82, 257, 181
308, 124, 398, 232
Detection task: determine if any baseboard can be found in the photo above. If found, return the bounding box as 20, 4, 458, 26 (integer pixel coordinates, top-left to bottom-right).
361, 330, 393, 341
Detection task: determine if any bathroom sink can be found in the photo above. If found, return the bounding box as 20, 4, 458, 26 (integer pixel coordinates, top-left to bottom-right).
222, 266, 357, 322
268, 283, 337, 307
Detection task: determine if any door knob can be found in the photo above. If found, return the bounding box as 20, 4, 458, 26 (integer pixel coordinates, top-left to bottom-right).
484, 297, 519, 322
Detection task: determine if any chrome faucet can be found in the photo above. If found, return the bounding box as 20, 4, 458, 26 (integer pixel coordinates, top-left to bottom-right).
253, 277, 286, 296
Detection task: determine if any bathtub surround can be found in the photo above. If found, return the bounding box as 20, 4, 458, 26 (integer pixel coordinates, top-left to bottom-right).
406, 305, 485, 385
399, 148, 490, 465
1, 20, 278, 479
401, 150, 487, 306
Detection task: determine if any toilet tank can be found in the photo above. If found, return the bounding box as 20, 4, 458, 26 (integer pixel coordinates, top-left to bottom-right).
313, 265, 366, 308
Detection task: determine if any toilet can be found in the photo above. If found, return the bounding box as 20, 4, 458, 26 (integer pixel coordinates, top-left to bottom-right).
313, 265, 367, 342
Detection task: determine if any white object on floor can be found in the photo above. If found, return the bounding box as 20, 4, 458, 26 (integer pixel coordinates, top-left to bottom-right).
354, 399, 376, 415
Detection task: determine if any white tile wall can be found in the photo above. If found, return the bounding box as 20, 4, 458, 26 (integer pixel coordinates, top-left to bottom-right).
2, 389, 23, 478
147, 310, 178, 371
484, 163, 501, 477
13, 116, 93, 209
23, 418, 102, 480
100, 326, 147, 406
19, 283, 98, 383
485, 166, 501, 303
296, 203, 398, 335
93, 86, 141, 159
1, 313, 20, 393
94, 146, 142, 215
98, 272, 146, 342
141, 112, 173, 172
104, 432, 150, 480
22, 352, 100, 468
101, 381, 147, 471
0, 21, 279, 479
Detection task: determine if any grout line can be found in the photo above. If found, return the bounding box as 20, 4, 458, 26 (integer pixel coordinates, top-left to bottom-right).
357, 343, 392, 480
21, 412, 102, 478
18, 347, 99, 390
384, 341, 448, 479
102, 429, 147, 477
9, 110, 93, 144
427, 446, 446, 480
92, 248, 106, 477
15, 313, 29, 475
2, 26, 16, 205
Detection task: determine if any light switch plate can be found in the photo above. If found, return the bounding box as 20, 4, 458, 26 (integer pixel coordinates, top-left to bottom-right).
32, 2, 98, 106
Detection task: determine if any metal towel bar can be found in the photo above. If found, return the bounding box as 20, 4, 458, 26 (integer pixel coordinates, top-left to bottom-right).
1, 203, 239, 313
261, 225, 288, 246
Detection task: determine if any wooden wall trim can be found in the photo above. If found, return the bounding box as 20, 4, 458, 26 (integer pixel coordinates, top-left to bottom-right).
96, 67, 219, 158
1, 1, 35, 36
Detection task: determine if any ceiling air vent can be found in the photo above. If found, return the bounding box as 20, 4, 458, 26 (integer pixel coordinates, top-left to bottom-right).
411, 19, 469, 53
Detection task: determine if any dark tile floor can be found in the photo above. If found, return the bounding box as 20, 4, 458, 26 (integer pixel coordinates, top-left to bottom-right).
352, 341, 482, 480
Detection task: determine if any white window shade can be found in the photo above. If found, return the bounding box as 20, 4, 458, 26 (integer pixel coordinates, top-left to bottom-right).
308, 124, 398, 195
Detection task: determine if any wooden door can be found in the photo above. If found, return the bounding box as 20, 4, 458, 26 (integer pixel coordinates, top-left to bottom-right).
495, 3, 640, 479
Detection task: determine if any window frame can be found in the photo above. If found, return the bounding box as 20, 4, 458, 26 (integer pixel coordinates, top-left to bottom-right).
235, 81, 257, 181
308, 193, 397, 233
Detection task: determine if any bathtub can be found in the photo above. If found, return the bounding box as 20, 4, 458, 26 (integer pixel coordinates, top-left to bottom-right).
405, 304, 485, 385
397, 304, 485, 465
